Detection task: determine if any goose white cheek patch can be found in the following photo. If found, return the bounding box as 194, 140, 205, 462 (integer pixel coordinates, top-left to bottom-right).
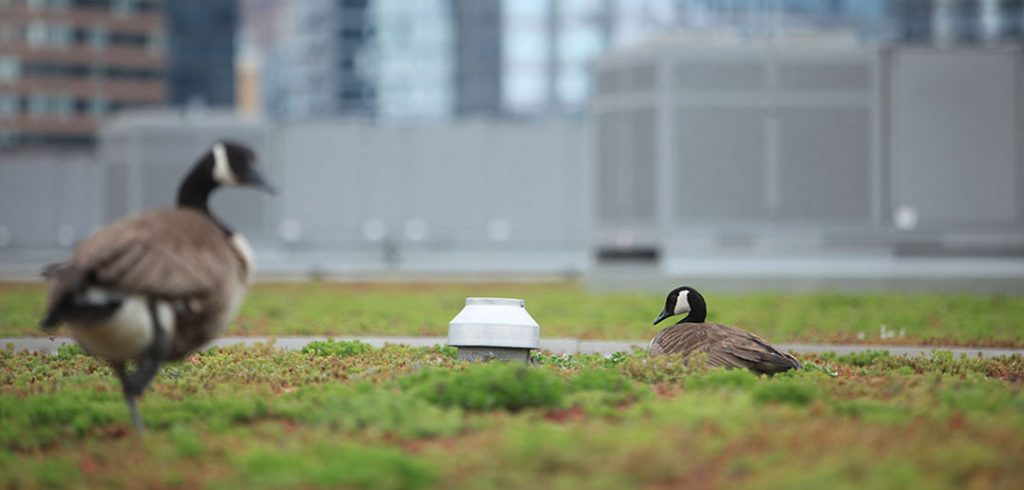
673, 290, 691, 315
212, 143, 237, 185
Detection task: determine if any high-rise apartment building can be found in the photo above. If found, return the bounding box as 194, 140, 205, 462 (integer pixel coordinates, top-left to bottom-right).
0, 0, 166, 146
501, 0, 678, 117
266, 0, 678, 121
452, 0, 502, 117
268, 0, 374, 119
890, 0, 1023, 44
373, 0, 453, 120
675, 0, 1023, 44
166, 0, 237, 108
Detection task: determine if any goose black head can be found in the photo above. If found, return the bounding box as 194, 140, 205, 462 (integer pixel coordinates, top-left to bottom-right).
178, 141, 276, 211
209, 141, 275, 194
654, 286, 707, 325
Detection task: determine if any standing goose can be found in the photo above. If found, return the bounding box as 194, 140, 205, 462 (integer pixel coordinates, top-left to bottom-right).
40, 141, 274, 431
649, 286, 800, 375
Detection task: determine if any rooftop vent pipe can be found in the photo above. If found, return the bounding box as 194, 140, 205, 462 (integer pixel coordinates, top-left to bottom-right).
447, 298, 540, 363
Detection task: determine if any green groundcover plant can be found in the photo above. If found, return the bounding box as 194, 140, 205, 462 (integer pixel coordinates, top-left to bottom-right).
1, 341, 1022, 489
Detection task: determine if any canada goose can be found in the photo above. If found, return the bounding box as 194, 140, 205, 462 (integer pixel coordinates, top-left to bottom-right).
40, 141, 274, 431
649, 286, 800, 374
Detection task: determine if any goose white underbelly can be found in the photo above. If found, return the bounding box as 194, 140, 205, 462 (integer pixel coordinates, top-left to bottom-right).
212, 282, 246, 338
70, 294, 175, 362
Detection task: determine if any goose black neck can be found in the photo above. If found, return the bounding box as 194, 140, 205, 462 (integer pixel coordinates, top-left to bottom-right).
678, 300, 707, 324
176, 160, 230, 233
177, 155, 219, 211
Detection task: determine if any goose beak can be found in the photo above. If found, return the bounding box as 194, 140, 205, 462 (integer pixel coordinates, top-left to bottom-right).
244, 169, 277, 195
653, 309, 672, 325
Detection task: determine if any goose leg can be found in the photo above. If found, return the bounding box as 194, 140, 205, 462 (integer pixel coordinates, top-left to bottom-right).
126, 392, 145, 433
117, 300, 170, 433
111, 361, 145, 433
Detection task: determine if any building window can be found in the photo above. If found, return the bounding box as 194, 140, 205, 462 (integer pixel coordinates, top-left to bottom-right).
27, 21, 47, 46
26, 22, 71, 47
89, 25, 108, 50
89, 63, 104, 80
89, 97, 110, 117
52, 23, 71, 47
27, 94, 48, 117
145, 32, 164, 55
27, 0, 70, 10
52, 94, 72, 118
0, 93, 18, 119
112, 0, 135, 17
0, 56, 19, 81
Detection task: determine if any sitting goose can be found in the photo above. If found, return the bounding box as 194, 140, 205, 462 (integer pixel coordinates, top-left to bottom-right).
649, 286, 800, 375
40, 141, 274, 431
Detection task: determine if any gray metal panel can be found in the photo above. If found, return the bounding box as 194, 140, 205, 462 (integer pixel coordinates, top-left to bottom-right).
141, 163, 184, 210
0, 151, 100, 247
483, 126, 585, 244
673, 107, 767, 222
277, 124, 366, 244
52, 156, 101, 243
426, 127, 486, 242
596, 64, 657, 94
777, 106, 872, 222
630, 108, 657, 223
595, 69, 620, 95
0, 160, 54, 245
891, 48, 1022, 229
105, 163, 131, 220
595, 109, 656, 224
778, 62, 872, 91
630, 65, 658, 92
675, 62, 765, 91
276, 122, 586, 248
596, 112, 620, 222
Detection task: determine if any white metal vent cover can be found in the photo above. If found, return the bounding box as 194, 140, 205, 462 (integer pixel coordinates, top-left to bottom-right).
447, 297, 540, 350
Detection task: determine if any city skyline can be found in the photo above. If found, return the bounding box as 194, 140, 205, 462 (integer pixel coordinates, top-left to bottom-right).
0, 0, 1021, 148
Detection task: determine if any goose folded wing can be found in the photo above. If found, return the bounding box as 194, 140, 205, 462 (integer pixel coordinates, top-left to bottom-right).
651, 325, 707, 356
69, 213, 233, 298
706, 326, 801, 371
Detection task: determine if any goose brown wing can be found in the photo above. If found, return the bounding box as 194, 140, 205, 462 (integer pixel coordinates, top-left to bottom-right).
649, 324, 712, 357
58, 209, 237, 298
650, 323, 800, 374
702, 324, 802, 373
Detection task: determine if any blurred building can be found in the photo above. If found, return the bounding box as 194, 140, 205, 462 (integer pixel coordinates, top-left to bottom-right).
675, 0, 1024, 44
265, 0, 680, 121
890, 0, 1023, 44
501, 0, 678, 118
0, 0, 166, 147
269, 0, 375, 119
591, 36, 1024, 271
675, 0, 885, 37
452, 0, 502, 117
165, 0, 238, 108
373, 0, 453, 120
238, 0, 295, 117
268, 0, 336, 119
235, 43, 261, 116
